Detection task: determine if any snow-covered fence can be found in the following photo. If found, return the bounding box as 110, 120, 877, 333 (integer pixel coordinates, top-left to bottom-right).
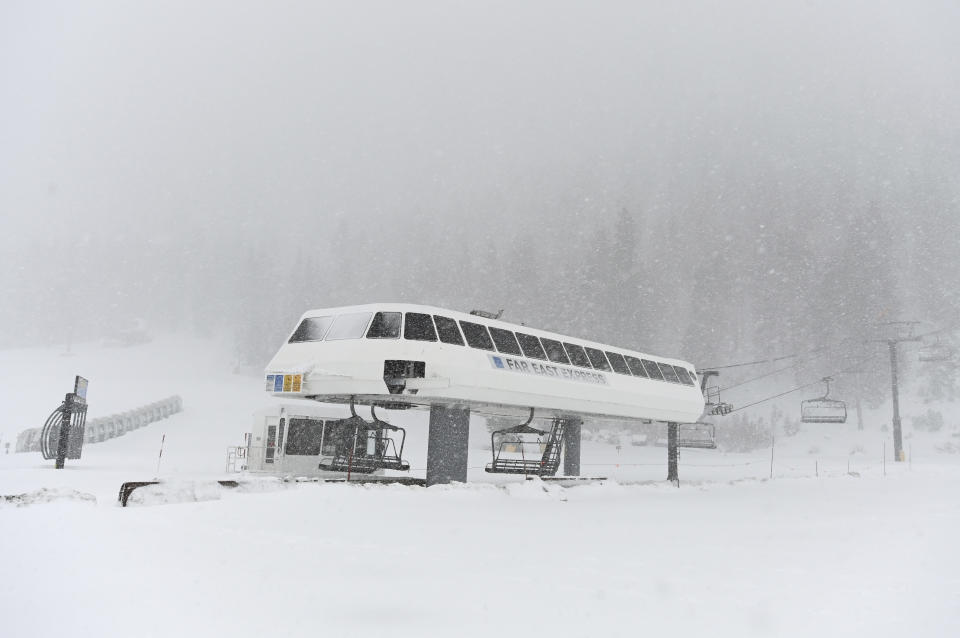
14, 396, 183, 453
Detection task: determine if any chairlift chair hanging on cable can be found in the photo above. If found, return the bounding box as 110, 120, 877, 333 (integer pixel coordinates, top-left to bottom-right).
677, 422, 717, 449
800, 377, 847, 424
698, 371, 733, 416
919, 338, 954, 363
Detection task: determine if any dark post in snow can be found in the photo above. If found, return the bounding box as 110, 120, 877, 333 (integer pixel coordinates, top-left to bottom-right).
667, 422, 679, 484
55, 392, 74, 469
873, 323, 919, 463
888, 341, 904, 463
854, 370, 864, 431
55, 376, 88, 469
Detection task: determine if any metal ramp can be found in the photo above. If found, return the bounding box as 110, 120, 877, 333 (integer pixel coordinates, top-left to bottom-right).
318, 404, 410, 473
485, 412, 565, 477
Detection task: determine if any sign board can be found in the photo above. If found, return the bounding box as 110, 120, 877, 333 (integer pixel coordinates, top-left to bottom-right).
488, 354, 608, 386
74, 375, 89, 403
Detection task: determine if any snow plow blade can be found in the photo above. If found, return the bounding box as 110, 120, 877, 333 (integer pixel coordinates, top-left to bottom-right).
118, 480, 241, 507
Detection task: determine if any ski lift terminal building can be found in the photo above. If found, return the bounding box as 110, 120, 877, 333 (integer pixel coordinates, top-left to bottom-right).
263, 303, 706, 485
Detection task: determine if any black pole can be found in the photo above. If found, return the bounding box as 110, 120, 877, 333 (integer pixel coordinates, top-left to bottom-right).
889, 341, 904, 462
855, 370, 864, 431
55, 393, 74, 469
667, 422, 679, 484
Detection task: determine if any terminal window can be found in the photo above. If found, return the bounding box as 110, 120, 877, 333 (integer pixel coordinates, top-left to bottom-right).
367, 312, 401, 339
285, 418, 325, 455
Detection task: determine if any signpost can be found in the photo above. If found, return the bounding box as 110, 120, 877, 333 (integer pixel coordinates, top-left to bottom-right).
54, 375, 88, 469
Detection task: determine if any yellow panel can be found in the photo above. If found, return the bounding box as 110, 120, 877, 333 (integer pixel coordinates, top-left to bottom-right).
282, 375, 292, 392
292, 374, 302, 392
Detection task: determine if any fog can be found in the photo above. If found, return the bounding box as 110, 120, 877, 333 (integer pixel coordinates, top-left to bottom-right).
2, 1, 959, 376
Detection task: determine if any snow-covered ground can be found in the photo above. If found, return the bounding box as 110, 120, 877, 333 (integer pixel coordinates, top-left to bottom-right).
2, 336, 959, 637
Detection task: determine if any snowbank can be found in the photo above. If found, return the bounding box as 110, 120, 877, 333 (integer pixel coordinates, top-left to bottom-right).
0, 487, 96, 508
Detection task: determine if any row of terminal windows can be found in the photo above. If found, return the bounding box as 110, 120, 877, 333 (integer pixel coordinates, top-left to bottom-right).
289, 312, 697, 386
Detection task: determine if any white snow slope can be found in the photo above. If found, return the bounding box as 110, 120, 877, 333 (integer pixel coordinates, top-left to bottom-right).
1, 336, 959, 638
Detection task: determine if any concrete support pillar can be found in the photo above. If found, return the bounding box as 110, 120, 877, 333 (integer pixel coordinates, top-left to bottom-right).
563, 418, 582, 477
667, 422, 679, 484
426, 405, 471, 486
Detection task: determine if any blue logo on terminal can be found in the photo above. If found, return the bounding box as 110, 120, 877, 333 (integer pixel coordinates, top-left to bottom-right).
492, 357, 504, 368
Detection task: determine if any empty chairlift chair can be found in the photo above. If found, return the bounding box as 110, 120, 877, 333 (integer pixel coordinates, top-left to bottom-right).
485, 411, 565, 477
318, 404, 410, 474
677, 423, 717, 449
918, 339, 954, 363
800, 377, 847, 424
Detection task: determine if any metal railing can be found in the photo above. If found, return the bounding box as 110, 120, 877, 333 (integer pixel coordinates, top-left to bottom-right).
15, 395, 183, 453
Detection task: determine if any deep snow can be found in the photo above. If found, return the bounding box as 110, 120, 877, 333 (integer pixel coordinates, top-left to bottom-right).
1, 336, 959, 637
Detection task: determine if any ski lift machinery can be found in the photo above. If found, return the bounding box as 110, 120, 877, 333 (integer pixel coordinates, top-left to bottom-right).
698, 370, 733, 416
800, 377, 847, 424
266, 303, 707, 485
669, 369, 728, 450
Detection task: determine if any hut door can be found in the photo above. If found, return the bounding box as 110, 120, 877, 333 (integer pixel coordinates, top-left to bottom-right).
265, 417, 279, 464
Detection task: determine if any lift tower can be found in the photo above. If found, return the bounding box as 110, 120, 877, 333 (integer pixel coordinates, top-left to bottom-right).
874, 322, 920, 463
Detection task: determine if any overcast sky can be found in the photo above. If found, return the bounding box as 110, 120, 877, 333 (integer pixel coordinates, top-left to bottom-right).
4, 1, 956, 231
2, 1, 958, 349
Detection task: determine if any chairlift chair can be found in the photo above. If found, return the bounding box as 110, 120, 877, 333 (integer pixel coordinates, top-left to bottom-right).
919, 338, 954, 363
678, 423, 717, 449
698, 370, 733, 416
318, 402, 410, 473
485, 410, 565, 477
800, 377, 847, 424
704, 386, 733, 416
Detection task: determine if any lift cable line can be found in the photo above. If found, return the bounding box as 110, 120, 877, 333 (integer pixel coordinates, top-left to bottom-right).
717, 360, 804, 393
702, 320, 957, 373
705, 323, 956, 396
702, 335, 862, 372
716, 340, 876, 394
727, 352, 883, 414
702, 354, 801, 370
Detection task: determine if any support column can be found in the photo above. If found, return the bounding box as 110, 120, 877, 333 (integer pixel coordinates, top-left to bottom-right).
563, 418, 582, 477
889, 341, 905, 462
667, 422, 679, 484
55, 393, 74, 469
426, 405, 470, 486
